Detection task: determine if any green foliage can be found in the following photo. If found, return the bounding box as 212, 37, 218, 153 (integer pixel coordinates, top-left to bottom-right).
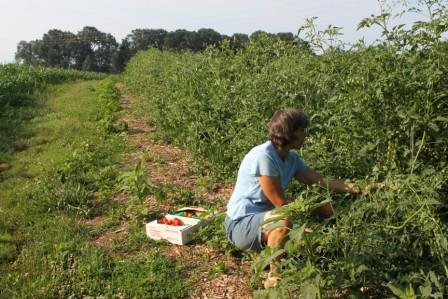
4, 239, 187, 298
208, 261, 228, 278
40, 241, 113, 298
252, 173, 448, 297
112, 253, 188, 298
0, 231, 17, 263
30, 174, 92, 216
27, 142, 122, 217
124, 1, 448, 297
0, 94, 39, 155
0, 64, 105, 108
124, 5, 448, 177
124, 35, 448, 180
110, 225, 157, 254
16, 27, 119, 72
119, 160, 156, 201
0, 80, 136, 298
193, 213, 238, 255
95, 78, 126, 133
2, 226, 112, 298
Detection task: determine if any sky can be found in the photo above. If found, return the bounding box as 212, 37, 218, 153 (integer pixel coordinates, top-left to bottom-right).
0, 0, 424, 63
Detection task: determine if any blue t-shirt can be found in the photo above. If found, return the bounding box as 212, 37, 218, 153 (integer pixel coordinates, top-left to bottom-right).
226, 141, 308, 220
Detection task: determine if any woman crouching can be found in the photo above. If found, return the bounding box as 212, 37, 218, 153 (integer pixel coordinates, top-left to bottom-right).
224, 108, 359, 288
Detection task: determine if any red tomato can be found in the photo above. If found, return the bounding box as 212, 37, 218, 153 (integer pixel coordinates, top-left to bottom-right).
158, 217, 169, 224
173, 218, 183, 226
157, 217, 183, 226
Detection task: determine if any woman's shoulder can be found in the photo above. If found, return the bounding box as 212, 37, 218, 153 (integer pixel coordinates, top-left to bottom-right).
249, 141, 276, 157
242, 141, 276, 165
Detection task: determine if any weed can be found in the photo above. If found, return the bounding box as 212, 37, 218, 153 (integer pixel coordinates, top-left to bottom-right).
193, 213, 239, 255
208, 261, 228, 278
119, 160, 161, 202
111, 253, 188, 298
0, 231, 17, 263
144, 151, 165, 164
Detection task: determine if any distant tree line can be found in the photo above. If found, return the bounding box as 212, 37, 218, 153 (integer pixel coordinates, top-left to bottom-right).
15, 26, 309, 73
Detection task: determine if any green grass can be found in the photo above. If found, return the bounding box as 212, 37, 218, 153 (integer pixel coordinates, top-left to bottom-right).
0, 79, 189, 298
0, 81, 105, 296
8, 83, 99, 176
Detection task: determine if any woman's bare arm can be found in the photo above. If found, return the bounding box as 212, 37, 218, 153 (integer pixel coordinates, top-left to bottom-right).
296, 168, 359, 194
258, 175, 289, 208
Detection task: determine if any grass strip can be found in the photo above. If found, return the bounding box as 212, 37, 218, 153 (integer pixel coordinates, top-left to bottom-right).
0, 79, 188, 298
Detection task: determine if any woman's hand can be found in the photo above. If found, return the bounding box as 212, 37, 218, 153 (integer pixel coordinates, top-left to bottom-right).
311, 201, 334, 218
346, 181, 361, 195
296, 169, 363, 196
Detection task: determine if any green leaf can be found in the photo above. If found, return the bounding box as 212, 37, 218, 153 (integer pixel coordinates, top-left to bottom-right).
263, 221, 286, 231
356, 264, 368, 273
418, 284, 432, 297
439, 238, 448, 251
259, 249, 285, 272
428, 122, 439, 132
387, 282, 407, 298
300, 282, 318, 299
424, 198, 440, 205
288, 223, 306, 243
434, 116, 448, 123
262, 214, 285, 224
428, 271, 438, 284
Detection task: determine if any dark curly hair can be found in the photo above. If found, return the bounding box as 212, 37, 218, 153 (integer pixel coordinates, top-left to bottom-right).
268, 108, 309, 149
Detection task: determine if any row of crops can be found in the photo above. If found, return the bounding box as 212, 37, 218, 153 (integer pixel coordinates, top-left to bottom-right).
0, 64, 105, 107
123, 16, 448, 298
123, 39, 448, 181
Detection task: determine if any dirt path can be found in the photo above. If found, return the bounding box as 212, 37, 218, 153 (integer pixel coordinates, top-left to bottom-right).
109, 84, 253, 298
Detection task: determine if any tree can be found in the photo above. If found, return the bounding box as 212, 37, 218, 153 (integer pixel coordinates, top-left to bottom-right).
127, 29, 168, 53
15, 26, 312, 72
250, 30, 275, 40
229, 33, 249, 49
276, 32, 294, 42
111, 38, 132, 73
197, 28, 222, 50
81, 55, 93, 71
15, 30, 79, 68
164, 29, 192, 50
40, 30, 78, 68
15, 40, 42, 64
76, 26, 118, 72
15, 27, 119, 72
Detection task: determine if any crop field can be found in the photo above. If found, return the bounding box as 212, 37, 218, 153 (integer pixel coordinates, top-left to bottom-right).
1, 4, 448, 299
0, 64, 105, 105
122, 10, 448, 299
